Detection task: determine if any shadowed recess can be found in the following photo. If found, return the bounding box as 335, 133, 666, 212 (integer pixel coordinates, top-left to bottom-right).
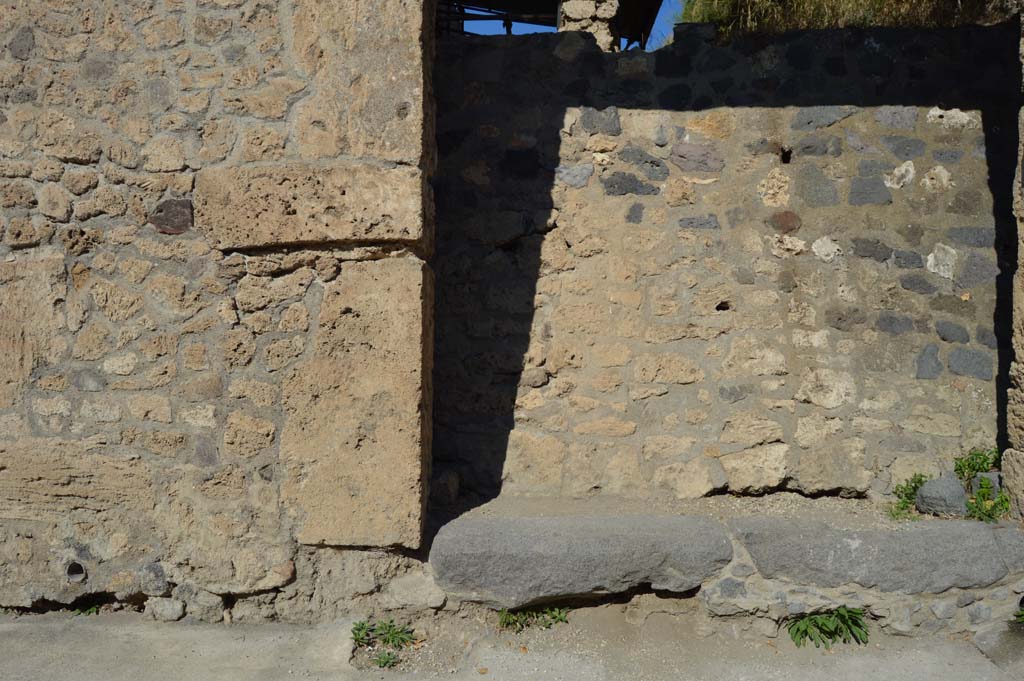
429, 20, 1022, 529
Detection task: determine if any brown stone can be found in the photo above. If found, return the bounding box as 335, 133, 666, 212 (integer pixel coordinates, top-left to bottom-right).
220, 329, 256, 367
41, 128, 103, 164
290, 0, 428, 165
790, 438, 874, 495
501, 429, 565, 493
281, 257, 431, 548
142, 136, 186, 172
3, 216, 53, 249
123, 428, 188, 457
0, 180, 36, 208
767, 210, 801, 234
234, 269, 314, 313
0, 251, 66, 409
194, 163, 425, 250
795, 369, 856, 410
278, 303, 310, 332
720, 443, 792, 493
37, 183, 72, 222
72, 322, 111, 361
62, 168, 98, 195
633, 354, 704, 384
197, 120, 236, 163
264, 336, 304, 372
654, 457, 728, 498
222, 78, 306, 120
31, 158, 66, 182
126, 395, 173, 423
223, 411, 276, 458
176, 374, 224, 402
1002, 448, 1024, 518
0, 437, 154, 524
573, 417, 637, 437
238, 125, 287, 161
90, 279, 144, 321
74, 185, 127, 220
720, 412, 784, 448
722, 337, 787, 376
228, 379, 278, 407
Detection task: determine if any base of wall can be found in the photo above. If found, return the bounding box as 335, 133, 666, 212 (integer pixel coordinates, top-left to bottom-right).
430, 498, 1024, 637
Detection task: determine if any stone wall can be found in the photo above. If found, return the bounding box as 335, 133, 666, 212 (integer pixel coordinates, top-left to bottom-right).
559, 0, 620, 51
2, 0, 1023, 626
0, 0, 437, 621
433, 24, 1020, 506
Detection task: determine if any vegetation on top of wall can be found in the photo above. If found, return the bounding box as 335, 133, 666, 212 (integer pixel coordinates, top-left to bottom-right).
676, 0, 1016, 34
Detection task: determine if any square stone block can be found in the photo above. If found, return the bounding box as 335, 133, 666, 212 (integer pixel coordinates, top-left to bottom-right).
194, 162, 425, 250
290, 0, 431, 166
0, 250, 66, 409
281, 257, 432, 548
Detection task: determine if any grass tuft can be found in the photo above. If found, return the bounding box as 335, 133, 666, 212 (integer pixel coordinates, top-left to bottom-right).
352, 620, 374, 648
371, 651, 399, 669
498, 607, 570, 633
373, 620, 416, 649
351, 618, 416, 671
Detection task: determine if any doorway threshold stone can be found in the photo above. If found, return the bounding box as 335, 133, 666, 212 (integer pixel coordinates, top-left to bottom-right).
429, 514, 733, 608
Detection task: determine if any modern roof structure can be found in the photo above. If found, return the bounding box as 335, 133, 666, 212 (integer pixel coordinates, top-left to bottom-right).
438, 1, 666, 48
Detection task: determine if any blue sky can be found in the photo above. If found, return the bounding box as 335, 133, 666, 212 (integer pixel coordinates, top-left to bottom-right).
649, 1, 684, 48
468, 1, 683, 50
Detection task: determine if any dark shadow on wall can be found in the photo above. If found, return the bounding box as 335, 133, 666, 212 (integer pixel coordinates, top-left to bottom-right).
427, 20, 1022, 532
984, 103, 1020, 452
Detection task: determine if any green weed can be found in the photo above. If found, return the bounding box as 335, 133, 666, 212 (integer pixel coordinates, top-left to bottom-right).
966, 477, 1011, 523
352, 618, 416, 671
955, 447, 1000, 482
788, 606, 869, 649
373, 620, 415, 649
498, 607, 570, 633
1015, 608, 1024, 624
371, 651, 399, 669
351, 620, 373, 648
351, 618, 415, 650
888, 473, 930, 520
73, 605, 100, 616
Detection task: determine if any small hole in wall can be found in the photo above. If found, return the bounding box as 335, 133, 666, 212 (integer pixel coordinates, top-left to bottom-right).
779, 147, 793, 164
66, 562, 87, 584
716, 301, 732, 311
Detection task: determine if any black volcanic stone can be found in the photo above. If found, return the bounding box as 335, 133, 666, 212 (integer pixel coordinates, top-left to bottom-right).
148, 199, 193, 235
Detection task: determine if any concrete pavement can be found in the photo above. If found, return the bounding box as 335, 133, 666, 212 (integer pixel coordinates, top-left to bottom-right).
1, 610, 1020, 681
